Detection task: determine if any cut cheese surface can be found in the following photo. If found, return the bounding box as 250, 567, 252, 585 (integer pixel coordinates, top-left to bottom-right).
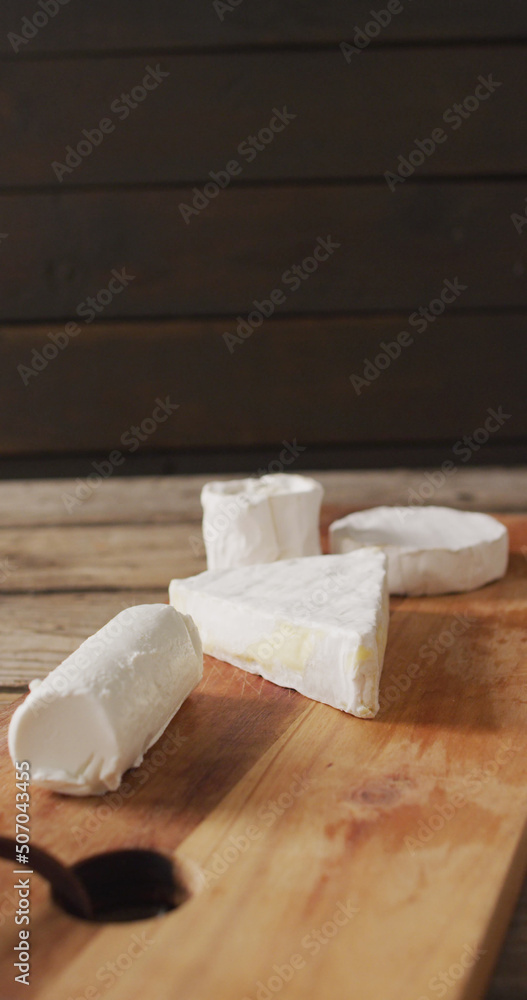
329, 505, 509, 595
200, 473, 323, 570
170, 549, 388, 718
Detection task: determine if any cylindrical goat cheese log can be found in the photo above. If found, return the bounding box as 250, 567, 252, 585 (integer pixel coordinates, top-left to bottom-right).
8, 604, 202, 796
201, 473, 324, 570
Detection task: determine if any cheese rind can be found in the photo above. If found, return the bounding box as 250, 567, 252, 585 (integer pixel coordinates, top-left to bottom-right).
8, 604, 202, 796
169, 549, 388, 718
200, 473, 323, 570
329, 506, 509, 595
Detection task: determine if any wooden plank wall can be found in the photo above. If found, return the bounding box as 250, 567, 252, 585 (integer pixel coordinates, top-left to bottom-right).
0, 2, 526, 467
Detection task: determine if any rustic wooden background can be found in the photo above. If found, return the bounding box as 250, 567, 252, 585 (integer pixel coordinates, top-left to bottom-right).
0, 2, 526, 473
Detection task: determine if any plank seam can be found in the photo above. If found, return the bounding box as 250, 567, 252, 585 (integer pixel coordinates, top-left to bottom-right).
1, 175, 527, 196
1, 37, 527, 63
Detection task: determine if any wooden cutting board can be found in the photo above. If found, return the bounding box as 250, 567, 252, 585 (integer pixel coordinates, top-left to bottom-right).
0, 512, 526, 1000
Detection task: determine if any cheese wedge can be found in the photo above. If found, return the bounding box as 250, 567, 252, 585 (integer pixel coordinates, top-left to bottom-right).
200, 473, 323, 570
170, 549, 388, 718
8, 604, 202, 796
329, 505, 509, 595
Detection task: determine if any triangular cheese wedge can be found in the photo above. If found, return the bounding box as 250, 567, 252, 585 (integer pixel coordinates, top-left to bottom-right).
169, 548, 388, 718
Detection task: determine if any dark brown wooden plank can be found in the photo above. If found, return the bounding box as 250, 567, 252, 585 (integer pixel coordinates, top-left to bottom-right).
0, 48, 524, 186
1, 0, 526, 55
0, 315, 524, 456
0, 183, 526, 320
486, 877, 527, 1000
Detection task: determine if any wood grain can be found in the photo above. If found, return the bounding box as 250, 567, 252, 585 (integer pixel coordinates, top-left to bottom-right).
0, 691, 19, 705
0, 523, 205, 593
0, 476, 204, 527
1, 316, 525, 457
0, 532, 526, 998
0, 184, 526, 321
0, 480, 525, 999
1, 546, 524, 686
0, 662, 307, 999
1, 48, 525, 186
0, 512, 523, 597
1, 0, 526, 54
0, 469, 526, 529
0, 590, 166, 685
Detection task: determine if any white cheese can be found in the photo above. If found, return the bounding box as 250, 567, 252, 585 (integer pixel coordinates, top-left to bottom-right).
8, 604, 202, 796
200, 473, 323, 570
329, 505, 509, 595
169, 548, 388, 718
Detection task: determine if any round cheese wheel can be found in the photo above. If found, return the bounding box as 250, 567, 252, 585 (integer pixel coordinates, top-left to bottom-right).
329, 505, 508, 595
